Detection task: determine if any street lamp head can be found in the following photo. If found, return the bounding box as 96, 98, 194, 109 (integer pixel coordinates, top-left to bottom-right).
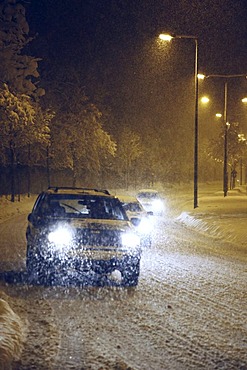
197, 74, 206, 80
215, 113, 222, 118
159, 33, 197, 41
242, 97, 247, 103
159, 33, 173, 41
201, 96, 210, 104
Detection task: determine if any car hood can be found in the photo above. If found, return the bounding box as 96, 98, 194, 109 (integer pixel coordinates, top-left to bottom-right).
69, 218, 132, 232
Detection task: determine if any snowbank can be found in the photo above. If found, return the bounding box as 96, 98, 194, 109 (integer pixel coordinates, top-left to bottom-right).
0, 298, 25, 368
0, 187, 246, 246
0, 195, 36, 224
175, 189, 247, 247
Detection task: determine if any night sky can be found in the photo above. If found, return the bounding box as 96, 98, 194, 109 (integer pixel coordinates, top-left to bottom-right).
26, 0, 247, 138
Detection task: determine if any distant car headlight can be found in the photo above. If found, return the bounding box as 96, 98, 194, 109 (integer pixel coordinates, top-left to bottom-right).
152, 199, 164, 212
47, 225, 74, 250
121, 232, 140, 248
137, 217, 153, 234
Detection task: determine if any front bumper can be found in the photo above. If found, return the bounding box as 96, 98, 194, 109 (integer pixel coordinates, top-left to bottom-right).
28, 242, 141, 274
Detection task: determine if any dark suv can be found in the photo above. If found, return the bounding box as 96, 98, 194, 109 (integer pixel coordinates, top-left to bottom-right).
26, 187, 141, 287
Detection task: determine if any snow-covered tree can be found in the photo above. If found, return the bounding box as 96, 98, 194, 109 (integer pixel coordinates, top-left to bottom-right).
0, 0, 51, 199
0, 0, 44, 97
39, 65, 116, 186
0, 83, 51, 200
51, 97, 116, 187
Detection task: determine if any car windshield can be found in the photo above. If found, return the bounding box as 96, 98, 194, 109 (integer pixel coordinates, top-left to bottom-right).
37, 195, 127, 221
138, 192, 158, 199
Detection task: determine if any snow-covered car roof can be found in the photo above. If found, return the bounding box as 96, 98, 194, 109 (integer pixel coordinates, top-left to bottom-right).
116, 195, 141, 203
47, 186, 110, 196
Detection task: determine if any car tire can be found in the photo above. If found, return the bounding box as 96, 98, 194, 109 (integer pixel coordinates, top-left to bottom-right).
122, 257, 140, 287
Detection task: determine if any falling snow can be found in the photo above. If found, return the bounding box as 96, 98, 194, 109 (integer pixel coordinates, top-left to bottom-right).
0, 183, 246, 369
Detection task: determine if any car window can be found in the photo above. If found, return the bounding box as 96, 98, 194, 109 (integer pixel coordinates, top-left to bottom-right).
31, 192, 46, 214
138, 192, 158, 199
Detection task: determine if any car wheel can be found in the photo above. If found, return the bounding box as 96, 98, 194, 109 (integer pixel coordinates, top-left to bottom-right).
122, 258, 140, 287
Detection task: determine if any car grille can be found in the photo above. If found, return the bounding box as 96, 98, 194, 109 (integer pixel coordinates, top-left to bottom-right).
75, 228, 122, 247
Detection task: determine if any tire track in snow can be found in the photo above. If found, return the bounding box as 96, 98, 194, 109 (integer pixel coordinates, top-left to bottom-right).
139, 242, 247, 370
0, 209, 246, 369
0, 214, 27, 271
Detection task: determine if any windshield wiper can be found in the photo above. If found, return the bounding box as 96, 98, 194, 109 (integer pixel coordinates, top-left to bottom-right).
61, 203, 82, 214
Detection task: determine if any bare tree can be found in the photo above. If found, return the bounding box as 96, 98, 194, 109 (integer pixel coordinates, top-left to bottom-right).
116, 127, 142, 189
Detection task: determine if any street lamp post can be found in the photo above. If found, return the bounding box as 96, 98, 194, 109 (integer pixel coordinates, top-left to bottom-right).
238, 134, 246, 185
159, 33, 199, 208
200, 74, 247, 196
194, 38, 199, 208
223, 81, 228, 196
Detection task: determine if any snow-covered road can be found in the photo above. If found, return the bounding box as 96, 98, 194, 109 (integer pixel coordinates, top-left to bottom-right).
0, 185, 246, 369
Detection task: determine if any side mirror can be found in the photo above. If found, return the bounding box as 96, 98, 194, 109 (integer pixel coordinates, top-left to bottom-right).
27, 213, 33, 222
28, 213, 43, 226
131, 217, 141, 227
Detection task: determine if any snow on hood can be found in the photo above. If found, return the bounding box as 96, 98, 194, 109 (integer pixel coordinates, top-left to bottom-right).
69, 218, 133, 232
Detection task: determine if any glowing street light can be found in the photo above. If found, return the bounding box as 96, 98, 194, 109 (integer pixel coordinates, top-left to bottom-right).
159, 33, 173, 42
237, 133, 246, 185
201, 96, 210, 104
242, 97, 247, 103
197, 74, 206, 80
238, 133, 246, 142
159, 32, 199, 208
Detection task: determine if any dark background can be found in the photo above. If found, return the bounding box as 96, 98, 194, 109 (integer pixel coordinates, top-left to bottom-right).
25, 0, 246, 138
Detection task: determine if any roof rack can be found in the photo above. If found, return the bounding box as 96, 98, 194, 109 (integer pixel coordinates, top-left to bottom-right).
47, 186, 110, 195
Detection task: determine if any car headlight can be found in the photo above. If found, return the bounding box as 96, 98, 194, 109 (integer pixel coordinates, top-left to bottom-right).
47, 225, 74, 250
137, 218, 153, 234
121, 232, 140, 248
152, 199, 164, 212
